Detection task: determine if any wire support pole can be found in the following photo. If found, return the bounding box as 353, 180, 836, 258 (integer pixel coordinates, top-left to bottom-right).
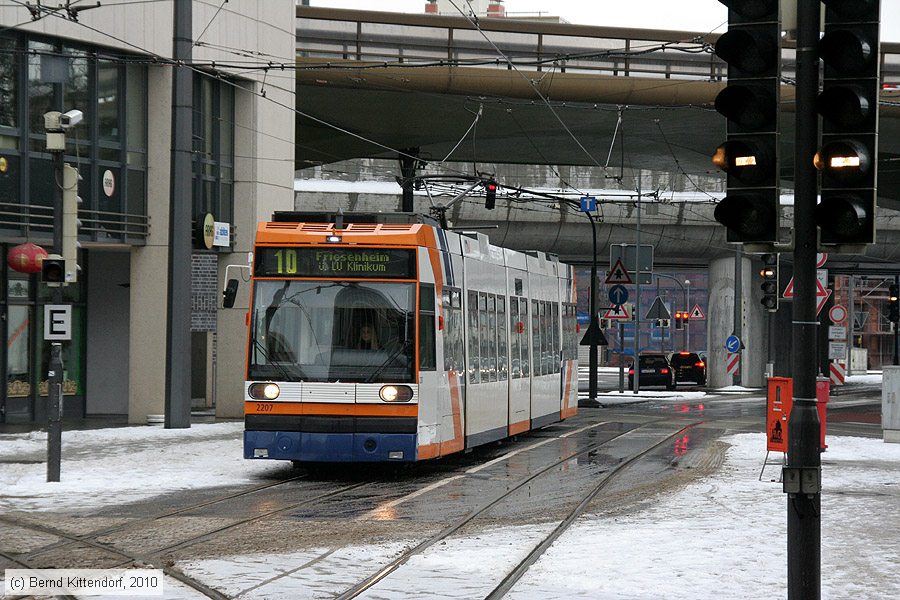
588, 211, 598, 402
786, 2, 822, 599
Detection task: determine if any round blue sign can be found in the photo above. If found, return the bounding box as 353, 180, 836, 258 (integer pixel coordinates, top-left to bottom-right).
725, 334, 742, 353
608, 284, 629, 306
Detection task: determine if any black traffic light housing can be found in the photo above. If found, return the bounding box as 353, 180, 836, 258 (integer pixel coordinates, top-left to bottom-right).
712, 0, 781, 245
674, 311, 686, 331
41, 254, 66, 285
814, 0, 880, 249
759, 252, 779, 312
889, 284, 899, 323
484, 180, 497, 210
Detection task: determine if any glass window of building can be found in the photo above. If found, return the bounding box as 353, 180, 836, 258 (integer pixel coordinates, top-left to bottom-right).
192, 73, 234, 236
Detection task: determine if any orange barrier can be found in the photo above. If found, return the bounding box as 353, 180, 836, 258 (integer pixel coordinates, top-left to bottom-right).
816, 377, 829, 450
766, 377, 828, 453
767, 377, 792, 452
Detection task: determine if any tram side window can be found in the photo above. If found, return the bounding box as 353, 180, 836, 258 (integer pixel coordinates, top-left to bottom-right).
488, 294, 498, 381
467, 291, 480, 384
532, 300, 541, 377
552, 302, 560, 373
569, 304, 578, 360
443, 288, 464, 374
497, 296, 508, 381
509, 298, 521, 378
479, 293, 492, 382
419, 283, 436, 371
542, 301, 551, 375
520, 299, 529, 377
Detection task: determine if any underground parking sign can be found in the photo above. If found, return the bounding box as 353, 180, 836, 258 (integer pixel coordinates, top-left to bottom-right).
44, 305, 71, 341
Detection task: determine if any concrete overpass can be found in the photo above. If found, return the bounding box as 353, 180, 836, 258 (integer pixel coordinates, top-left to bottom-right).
293, 6, 900, 384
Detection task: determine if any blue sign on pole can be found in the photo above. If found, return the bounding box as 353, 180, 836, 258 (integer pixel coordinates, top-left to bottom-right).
608, 284, 628, 306
725, 334, 742, 353
580, 196, 597, 213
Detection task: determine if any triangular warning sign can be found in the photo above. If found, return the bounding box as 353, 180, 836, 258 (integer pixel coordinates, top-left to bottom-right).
645, 296, 671, 320
579, 319, 609, 346
783, 277, 794, 298
689, 304, 705, 320
604, 303, 630, 320
816, 288, 833, 316
605, 258, 633, 285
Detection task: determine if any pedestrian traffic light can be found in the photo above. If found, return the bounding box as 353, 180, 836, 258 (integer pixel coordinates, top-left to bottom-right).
484, 180, 497, 210
712, 0, 781, 244
759, 252, 778, 312
814, 0, 880, 247
889, 284, 899, 323
41, 253, 65, 284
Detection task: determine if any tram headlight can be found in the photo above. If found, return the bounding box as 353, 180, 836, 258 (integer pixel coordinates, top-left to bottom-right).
379, 385, 413, 402
248, 382, 281, 400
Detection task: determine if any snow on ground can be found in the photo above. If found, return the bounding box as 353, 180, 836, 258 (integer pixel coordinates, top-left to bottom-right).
0, 422, 282, 512
176, 433, 900, 600
2, 414, 899, 598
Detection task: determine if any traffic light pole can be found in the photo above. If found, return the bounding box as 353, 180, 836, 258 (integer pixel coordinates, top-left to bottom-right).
588, 212, 598, 403
785, 1, 821, 598
894, 275, 899, 366
47, 145, 64, 483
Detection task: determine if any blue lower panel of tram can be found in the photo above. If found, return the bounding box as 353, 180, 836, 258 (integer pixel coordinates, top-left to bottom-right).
244, 430, 418, 462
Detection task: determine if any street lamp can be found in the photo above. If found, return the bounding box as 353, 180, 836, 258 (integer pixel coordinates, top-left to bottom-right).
685, 279, 691, 352
655, 273, 688, 350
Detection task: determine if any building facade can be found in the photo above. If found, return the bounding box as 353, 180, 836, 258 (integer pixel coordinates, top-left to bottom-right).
0, 1, 295, 425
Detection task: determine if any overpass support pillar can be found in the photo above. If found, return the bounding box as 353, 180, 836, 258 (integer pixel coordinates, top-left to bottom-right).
708, 255, 767, 389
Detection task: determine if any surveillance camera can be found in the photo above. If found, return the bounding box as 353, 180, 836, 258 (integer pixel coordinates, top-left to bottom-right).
60, 109, 83, 128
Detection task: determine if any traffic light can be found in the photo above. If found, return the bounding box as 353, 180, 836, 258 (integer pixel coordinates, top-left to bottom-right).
61, 164, 81, 283
41, 254, 65, 284
712, 0, 781, 243
484, 180, 497, 210
674, 311, 686, 331
814, 0, 880, 247
889, 284, 899, 323
759, 252, 779, 312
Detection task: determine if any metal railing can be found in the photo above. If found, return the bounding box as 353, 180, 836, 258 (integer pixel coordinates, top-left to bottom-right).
0, 202, 150, 245
296, 6, 900, 85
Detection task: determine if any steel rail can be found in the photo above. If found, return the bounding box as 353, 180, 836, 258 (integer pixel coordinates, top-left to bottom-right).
335, 420, 670, 600
17, 473, 308, 559
485, 421, 703, 599
1, 481, 372, 600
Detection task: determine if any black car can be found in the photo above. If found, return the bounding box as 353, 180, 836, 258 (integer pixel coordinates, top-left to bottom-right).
668, 351, 707, 385
628, 353, 676, 390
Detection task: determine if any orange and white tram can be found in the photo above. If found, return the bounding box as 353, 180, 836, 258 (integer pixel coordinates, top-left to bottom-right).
239, 212, 578, 463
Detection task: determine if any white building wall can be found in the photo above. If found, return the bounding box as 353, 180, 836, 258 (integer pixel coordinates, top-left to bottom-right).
0, 1, 296, 423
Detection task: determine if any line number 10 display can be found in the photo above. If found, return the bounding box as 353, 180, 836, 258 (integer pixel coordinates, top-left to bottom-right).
274, 249, 298, 274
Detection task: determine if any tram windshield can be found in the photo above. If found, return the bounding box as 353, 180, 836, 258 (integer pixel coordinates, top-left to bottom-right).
248, 280, 416, 383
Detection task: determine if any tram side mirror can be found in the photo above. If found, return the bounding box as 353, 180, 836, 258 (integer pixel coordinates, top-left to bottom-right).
223, 279, 239, 308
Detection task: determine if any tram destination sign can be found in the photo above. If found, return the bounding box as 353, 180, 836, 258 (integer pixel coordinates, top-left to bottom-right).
255, 247, 416, 279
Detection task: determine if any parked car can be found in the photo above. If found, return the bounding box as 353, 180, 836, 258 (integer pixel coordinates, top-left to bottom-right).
628, 353, 676, 390
668, 351, 707, 385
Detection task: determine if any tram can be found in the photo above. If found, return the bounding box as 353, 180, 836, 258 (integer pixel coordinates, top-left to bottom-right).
229, 212, 578, 463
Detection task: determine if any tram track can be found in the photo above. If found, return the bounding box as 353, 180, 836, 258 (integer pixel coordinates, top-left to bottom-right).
484, 421, 701, 599
3, 416, 703, 599
334, 419, 697, 600
1, 481, 372, 600
8, 472, 309, 560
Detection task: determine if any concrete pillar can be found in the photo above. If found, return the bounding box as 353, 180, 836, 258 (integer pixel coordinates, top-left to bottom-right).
128, 67, 172, 424
707, 255, 766, 389
214, 75, 295, 419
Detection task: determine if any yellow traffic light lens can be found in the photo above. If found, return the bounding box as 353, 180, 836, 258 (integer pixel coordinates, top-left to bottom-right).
829, 155, 861, 168
712, 146, 728, 170
813, 152, 824, 170
735, 155, 757, 167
